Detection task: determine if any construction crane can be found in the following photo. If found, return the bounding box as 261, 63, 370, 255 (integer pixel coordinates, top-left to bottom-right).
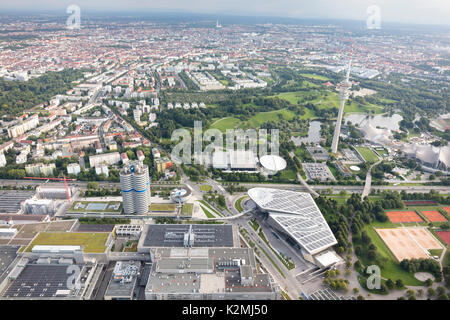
24, 176, 77, 201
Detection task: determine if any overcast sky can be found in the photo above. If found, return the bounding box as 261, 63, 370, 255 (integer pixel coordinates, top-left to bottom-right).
1, 0, 449, 26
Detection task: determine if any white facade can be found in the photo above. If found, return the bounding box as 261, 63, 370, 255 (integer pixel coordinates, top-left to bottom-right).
67, 163, 81, 176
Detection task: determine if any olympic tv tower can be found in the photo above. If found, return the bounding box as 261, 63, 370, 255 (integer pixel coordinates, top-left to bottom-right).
331, 44, 354, 154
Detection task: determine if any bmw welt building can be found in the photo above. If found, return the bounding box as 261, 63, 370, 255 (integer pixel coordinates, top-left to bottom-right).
248, 188, 342, 269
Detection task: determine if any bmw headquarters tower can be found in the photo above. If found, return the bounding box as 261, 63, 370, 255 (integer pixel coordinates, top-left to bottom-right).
119, 161, 151, 214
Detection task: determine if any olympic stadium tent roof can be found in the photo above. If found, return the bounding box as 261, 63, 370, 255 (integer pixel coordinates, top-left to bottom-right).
402, 143, 449, 170
359, 124, 392, 145
248, 188, 337, 255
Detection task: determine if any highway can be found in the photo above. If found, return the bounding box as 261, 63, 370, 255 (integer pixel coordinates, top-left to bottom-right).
0, 179, 448, 194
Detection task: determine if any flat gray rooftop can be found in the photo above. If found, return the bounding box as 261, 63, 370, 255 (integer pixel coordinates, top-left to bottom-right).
0, 246, 19, 281
142, 224, 234, 248
147, 272, 200, 294
0, 191, 34, 213
105, 275, 138, 298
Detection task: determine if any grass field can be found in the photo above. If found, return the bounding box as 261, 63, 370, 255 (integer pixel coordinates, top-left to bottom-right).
199, 203, 216, 218
235, 196, 247, 213
210, 117, 241, 132
181, 203, 194, 215
198, 200, 222, 217
354, 146, 379, 163
150, 203, 176, 212
300, 73, 329, 81
279, 169, 297, 180
26, 232, 109, 253
200, 184, 212, 192
246, 108, 296, 128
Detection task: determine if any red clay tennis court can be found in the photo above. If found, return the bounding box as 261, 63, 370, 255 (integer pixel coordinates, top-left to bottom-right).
421, 211, 447, 222
436, 231, 450, 245
386, 211, 423, 223
443, 207, 450, 215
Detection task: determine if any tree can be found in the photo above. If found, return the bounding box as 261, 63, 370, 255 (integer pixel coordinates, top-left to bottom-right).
425, 278, 433, 287
427, 288, 435, 297
436, 286, 446, 296
395, 279, 404, 288
87, 182, 99, 190
386, 279, 395, 289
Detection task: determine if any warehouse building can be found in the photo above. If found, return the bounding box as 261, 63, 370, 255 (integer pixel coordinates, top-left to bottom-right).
137, 224, 235, 252
144, 247, 280, 300
104, 261, 140, 300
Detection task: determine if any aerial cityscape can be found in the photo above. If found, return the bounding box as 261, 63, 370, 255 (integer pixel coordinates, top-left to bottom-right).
0, 0, 449, 309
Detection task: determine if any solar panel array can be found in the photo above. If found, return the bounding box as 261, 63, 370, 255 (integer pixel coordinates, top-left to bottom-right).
0, 246, 19, 280
249, 188, 337, 254
3, 264, 74, 298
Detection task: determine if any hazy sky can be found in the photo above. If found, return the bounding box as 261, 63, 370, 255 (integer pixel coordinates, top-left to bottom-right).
1, 0, 450, 26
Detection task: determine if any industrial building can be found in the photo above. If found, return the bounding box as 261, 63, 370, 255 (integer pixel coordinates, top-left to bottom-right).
0, 228, 18, 238
1, 257, 97, 300
0, 190, 34, 214
120, 161, 151, 214
144, 247, 280, 300
138, 224, 236, 251
104, 261, 140, 300
115, 224, 143, 238
36, 186, 73, 200
248, 188, 341, 269
22, 199, 56, 215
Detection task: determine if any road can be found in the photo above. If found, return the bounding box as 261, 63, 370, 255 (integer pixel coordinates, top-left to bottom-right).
362, 156, 383, 200
1, 179, 447, 194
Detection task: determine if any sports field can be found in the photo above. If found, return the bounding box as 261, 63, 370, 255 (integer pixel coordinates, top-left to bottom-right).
443, 207, 450, 215
421, 210, 447, 222
386, 210, 423, 223
376, 227, 443, 261
354, 146, 379, 163
436, 231, 450, 245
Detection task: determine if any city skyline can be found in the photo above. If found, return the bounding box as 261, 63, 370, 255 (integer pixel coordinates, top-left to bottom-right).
1, 0, 450, 26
